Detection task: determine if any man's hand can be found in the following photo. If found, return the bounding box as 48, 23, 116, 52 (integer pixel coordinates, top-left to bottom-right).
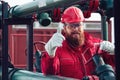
45, 22, 65, 57
100, 41, 115, 55
57, 22, 64, 33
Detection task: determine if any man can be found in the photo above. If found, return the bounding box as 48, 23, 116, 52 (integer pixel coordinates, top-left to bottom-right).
41, 6, 115, 79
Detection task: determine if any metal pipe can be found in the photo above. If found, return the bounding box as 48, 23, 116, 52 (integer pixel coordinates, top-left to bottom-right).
8, 0, 85, 17
93, 54, 105, 67
26, 24, 33, 71
101, 15, 108, 40
1, 2, 9, 80
0, 67, 78, 80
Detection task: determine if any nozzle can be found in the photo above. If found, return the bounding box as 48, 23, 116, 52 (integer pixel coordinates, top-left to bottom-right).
37, 13, 51, 26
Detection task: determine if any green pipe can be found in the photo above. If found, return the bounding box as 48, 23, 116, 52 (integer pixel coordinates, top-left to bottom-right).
8, 0, 84, 17
101, 15, 108, 40
0, 67, 78, 80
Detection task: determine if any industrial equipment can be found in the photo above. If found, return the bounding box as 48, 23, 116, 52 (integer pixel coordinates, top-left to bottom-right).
0, 0, 117, 80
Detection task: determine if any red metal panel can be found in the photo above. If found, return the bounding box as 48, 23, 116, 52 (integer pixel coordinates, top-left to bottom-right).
9, 28, 104, 69
85, 30, 102, 39
9, 29, 56, 68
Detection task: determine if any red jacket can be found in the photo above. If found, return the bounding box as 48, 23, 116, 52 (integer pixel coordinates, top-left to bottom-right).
41, 32, 115, 79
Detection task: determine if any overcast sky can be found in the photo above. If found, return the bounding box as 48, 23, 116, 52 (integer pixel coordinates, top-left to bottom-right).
4, 0, 33, 6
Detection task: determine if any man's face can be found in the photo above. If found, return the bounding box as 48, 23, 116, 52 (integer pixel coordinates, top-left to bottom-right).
63, 22, 85, 47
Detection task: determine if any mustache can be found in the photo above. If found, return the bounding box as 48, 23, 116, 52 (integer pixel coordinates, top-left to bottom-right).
71, 31, 80, 34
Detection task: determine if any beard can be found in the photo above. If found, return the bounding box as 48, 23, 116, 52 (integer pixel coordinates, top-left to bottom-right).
65, 31, 85, 48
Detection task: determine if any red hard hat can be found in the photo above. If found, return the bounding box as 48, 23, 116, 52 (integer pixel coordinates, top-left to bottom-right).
61, 6, 85, 23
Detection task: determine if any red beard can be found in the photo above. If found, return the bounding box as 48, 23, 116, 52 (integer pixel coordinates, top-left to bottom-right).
65, 31, 85, 48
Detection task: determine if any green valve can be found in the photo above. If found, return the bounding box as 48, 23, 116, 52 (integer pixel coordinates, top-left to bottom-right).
38, 13, 52, 26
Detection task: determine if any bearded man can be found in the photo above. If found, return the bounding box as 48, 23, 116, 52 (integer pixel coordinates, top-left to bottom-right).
41, 6, 115, 79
